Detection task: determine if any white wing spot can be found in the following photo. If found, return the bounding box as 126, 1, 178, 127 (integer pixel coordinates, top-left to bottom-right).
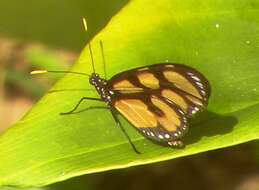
191, 75, 200, 81
196, 82, 203, 88
182, 125, 187, 130
109, 90, 114, 95
158, 134, 164, 139
178, 109, 184, 115
200, 90, 206, 95
165, 134, 170, 139
191, 109, 197, 114
188, 72, 194, 76
150, 132, 155, 137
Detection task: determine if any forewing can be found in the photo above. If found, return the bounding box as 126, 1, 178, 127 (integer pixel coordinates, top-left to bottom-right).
113, 93, 188, 146
108, 63, 211, 117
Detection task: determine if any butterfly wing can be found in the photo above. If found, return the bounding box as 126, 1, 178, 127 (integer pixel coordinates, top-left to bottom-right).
108, 63, 211, 117
112, 91, 188, 146
107, 63, 210, 146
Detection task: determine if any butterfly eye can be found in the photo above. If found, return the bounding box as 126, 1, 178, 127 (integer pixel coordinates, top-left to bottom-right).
89, 77, 95, 85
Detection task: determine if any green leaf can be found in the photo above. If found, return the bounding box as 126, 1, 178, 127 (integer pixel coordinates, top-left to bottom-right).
1, 0, 259, 187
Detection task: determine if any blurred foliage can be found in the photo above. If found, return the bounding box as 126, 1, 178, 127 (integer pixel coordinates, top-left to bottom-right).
0, 0, 128, 51
5, 69, 45, 98
3, 42, 76, 99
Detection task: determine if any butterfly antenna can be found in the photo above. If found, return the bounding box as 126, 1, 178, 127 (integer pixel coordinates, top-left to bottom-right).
30, 70, 90, 77
82, 17, 95, 73
88, 42, 95, 73
99, 40, 107, 79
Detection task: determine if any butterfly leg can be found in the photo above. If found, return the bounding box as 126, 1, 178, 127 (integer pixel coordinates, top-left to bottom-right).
60, 97, 102, 115
110, 109, 140, 154
61, 106, 107, 115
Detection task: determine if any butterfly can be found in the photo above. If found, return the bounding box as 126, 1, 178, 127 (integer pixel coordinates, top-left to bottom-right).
31, 41, 211, 154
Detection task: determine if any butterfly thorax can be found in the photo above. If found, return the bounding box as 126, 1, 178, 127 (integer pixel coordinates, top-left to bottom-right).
89, 73, 114, 104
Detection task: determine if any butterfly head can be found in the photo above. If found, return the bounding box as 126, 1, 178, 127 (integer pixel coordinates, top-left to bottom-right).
89, 73, 107, 85
89, 73, 100, 85
89, 73, 112, 103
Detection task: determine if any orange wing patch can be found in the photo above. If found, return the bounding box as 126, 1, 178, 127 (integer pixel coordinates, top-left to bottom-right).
163, 70, 202, 99
161, 89, 188, 113
136, 71, 159, 88
112, 80, 143, 93
114, 99, 157, 129
113, 80, 135, 89
151, 96, 180, 132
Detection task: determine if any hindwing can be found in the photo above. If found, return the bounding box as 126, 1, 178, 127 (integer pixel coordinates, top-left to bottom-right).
112, 92, 188, 145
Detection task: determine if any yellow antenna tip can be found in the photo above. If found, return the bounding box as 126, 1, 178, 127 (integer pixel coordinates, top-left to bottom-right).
82, 17, 88, 32
30, 70, 48, 75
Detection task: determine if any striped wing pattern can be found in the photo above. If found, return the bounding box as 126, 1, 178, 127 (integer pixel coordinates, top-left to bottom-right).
108, 63, 210, 145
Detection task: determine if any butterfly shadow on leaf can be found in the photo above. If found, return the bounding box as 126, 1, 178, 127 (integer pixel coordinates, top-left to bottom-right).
184, 110, 238, 145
